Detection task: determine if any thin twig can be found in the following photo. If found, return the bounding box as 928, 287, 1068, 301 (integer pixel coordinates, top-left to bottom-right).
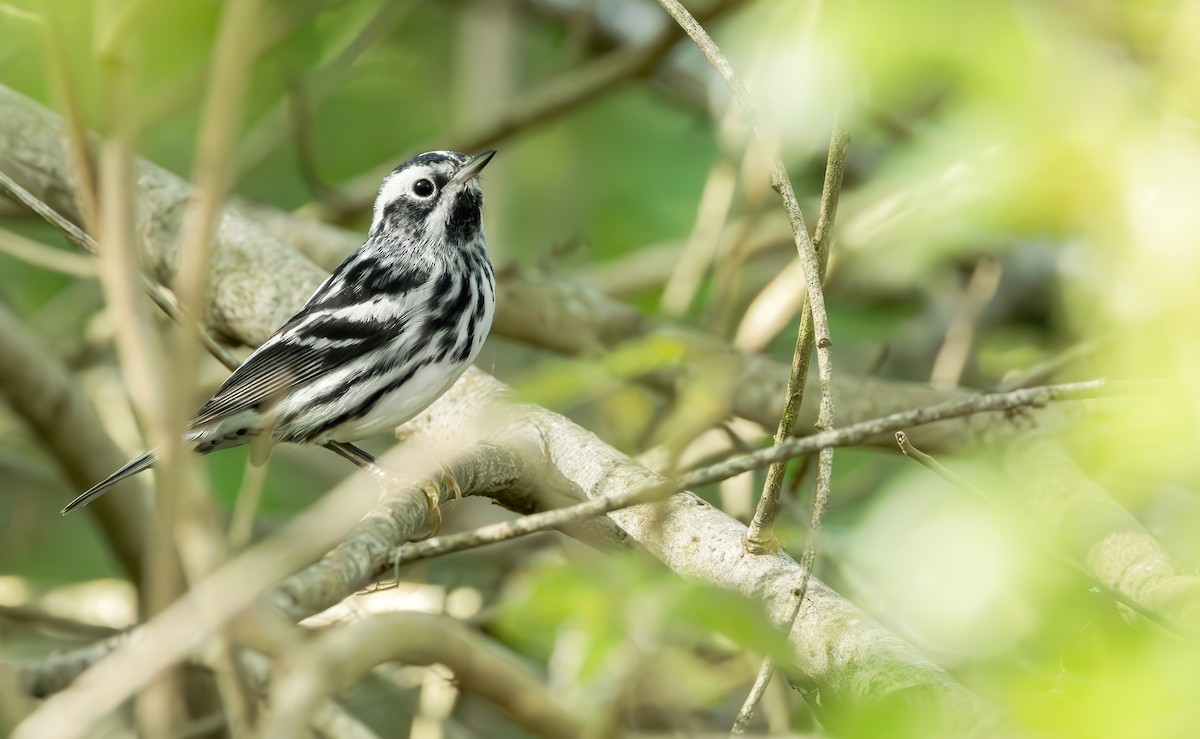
688, 378, 1114, 488
302, 0, 749, 222
645, 10, 839, 726
389, 482, 672, 569
732, 121, 848, 733
41, 3, 98, 232
930, 258, 1003, 391
996, 338, 1101, 392
228, 451, 271, 550
161, 13, 268, 726
895, 431, 990, 503
94, 47, 186, 736
380, 380, 1117, 570
652, 0, 834, 448
0, 169, 242, 371
165, 0, 266, 576
260, 612, 587, 739
661, 109, 739, 316
0, 226, 95, 277
744, 121, 849, 553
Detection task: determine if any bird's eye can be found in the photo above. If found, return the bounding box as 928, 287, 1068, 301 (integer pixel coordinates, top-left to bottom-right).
412, 178, 435, 197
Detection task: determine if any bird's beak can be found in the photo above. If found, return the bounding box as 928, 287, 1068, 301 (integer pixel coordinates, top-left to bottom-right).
450, 149, 496, 187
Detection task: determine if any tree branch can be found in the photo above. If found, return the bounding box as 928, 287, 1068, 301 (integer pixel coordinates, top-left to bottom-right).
300, 0, 750, 223
15, 367, 1079, 735
745, 119, 849, 552
735, 119, 850, 731
260, 613, 587, 739
1, 80, 1148, 737
0, 302, 146, 581
0, 81, 1085, 457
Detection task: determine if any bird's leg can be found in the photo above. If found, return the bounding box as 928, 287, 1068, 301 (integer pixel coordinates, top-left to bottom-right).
324, 441, 378, 469
337, 439, 461, 538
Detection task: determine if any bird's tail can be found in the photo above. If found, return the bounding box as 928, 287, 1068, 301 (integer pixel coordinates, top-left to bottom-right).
62, 450, 159, 514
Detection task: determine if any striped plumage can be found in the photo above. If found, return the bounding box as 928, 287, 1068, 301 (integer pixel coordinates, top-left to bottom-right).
64, 150, 497, 513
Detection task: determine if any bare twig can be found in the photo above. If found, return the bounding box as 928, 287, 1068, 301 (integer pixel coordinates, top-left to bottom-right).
302, 0, 749, 222
10, 443, 454, 739
0, 169, 242, 371
930, 258, 1003, 390
661, 117, 739, 315
687, 378, 1114, 487
387, 379, 1116, 572
744, 121, 849, 553
227, 452, 271, 550
652, 0, 834, 442
41, 4, 98, 232
996, 338, 1100, 392
650, 0, 837, 552
0, 602, 122, 641
94, 44, 188, 735
260, 613, 587, 739
895, 430, 989, 503
638, 24, 842, 727
388, 482, 669, 569
165, 0, 265, 591
0, 226, 95, 277
731, 121, 848, 733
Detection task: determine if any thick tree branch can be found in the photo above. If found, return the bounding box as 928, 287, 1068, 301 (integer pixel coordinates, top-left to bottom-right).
1002, 440, 1200, 625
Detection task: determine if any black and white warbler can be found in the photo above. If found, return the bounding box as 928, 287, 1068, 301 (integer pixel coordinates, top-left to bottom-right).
64, 149, 497, 514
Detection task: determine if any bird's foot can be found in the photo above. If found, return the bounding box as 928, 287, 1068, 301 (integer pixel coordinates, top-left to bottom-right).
415, 468, 462, 538
367, 463, 460, 539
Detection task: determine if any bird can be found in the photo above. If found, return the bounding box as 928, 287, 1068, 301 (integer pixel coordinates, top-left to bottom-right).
63, 149, 498, 517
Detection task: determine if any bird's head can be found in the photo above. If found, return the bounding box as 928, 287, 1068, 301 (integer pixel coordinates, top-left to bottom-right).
369, 150, 495, 249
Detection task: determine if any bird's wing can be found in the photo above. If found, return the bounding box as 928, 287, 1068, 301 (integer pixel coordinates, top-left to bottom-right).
189, 262, 422, 430
189, 336, 331, 429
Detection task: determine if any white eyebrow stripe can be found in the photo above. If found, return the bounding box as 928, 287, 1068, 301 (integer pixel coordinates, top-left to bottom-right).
371, 166, 437, 230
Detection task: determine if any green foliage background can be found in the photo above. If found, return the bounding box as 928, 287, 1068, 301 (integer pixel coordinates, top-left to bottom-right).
2, 0, 1200, 736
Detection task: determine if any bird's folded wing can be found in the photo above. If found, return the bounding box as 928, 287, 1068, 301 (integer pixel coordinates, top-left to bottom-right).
188, 312, 402, 430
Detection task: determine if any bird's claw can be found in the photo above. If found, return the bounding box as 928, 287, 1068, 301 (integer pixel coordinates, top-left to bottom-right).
415, 478, 443, 539
367, 463, 459, 539
415, 469, 461, 539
